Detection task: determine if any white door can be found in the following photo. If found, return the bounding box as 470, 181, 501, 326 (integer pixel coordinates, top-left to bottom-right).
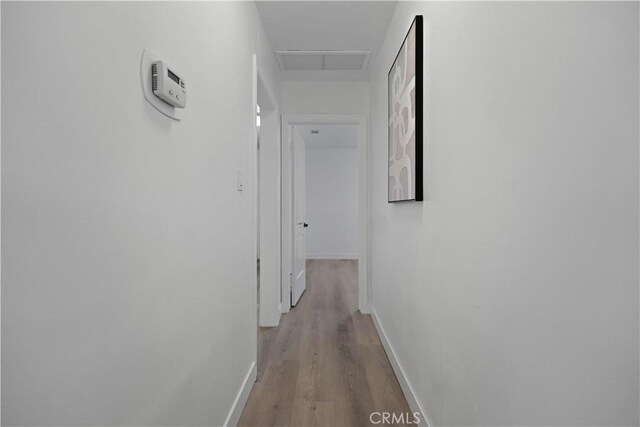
291, 127, 307, 306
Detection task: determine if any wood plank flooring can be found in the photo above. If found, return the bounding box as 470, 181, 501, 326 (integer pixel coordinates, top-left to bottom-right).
238, 260, 411, 427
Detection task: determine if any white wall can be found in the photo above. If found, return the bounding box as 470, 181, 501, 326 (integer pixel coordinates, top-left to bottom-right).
1, 2, 278, 425
305, 141, 358, 259
369, 2, 639, 426
281, 81, 369, 115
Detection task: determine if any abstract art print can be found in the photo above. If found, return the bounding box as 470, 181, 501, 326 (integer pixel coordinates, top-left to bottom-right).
388, 15, 423, 202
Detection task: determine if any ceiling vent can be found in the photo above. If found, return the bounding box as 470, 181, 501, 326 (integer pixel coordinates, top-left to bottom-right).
276, 51, 371, 71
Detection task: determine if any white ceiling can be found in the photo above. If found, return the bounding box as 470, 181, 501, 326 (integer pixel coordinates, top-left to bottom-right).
256, 1, 397, 81
298, 124, 358, 149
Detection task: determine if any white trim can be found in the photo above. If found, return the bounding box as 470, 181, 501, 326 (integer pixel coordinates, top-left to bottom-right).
371, 310, 433, 427
281, 114, 370, 314
251, 54, 258, 325
281, 123, 294, 314
357, 115, 370, 314
306, 253, 358, 260
223, 361, 257, 427
256, 70, 281, 328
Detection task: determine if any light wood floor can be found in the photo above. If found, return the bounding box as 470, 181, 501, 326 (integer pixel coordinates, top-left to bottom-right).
238, 259, 411, 427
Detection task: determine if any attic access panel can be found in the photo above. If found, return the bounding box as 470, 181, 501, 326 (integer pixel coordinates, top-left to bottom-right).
276, 51, 370, 71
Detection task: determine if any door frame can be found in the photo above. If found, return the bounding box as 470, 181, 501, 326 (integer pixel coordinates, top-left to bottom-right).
290, 126, 306, 306
252, 55, 282, 328
281, 114, 370, 314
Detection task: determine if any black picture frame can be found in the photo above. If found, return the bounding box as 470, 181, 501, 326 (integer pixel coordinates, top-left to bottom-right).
388, 15, 423, 203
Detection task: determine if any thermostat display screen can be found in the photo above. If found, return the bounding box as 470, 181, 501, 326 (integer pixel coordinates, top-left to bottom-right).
167, 69, 180, 84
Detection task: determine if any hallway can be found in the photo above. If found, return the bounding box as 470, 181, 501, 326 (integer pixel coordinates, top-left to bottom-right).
2, 2, 638, 426
239, 260, 410, 426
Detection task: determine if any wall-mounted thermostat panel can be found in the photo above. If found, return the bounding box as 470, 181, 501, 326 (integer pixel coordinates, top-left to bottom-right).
152, 61, 186, 108
140, 49, 182, 121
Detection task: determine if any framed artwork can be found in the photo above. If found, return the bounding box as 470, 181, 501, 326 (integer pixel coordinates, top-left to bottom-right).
388, 15, 423, 203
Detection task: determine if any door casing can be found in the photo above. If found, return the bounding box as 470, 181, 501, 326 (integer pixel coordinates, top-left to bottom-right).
281, 114, 370, 313
291, 126, 306, 306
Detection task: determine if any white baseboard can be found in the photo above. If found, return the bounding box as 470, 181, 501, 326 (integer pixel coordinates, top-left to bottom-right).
260, 313, 280, 328
223, 361, 256, 427
259, 309, 281, 328
306, 253, 358, 260
371, 310, 433, 427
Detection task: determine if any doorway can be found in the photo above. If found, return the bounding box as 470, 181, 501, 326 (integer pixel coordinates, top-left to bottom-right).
289, 124, 360, 307
281, 115, 369, 314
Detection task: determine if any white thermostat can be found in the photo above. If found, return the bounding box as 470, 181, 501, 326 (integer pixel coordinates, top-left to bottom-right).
152, 61, 186, 108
